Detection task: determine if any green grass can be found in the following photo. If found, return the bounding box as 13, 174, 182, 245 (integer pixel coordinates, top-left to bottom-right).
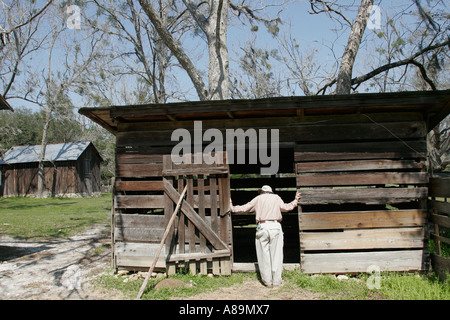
1, 194, 448, 300
96, 271, 255, 300
0, 194, 111, 239
283, 270, 377, 300
94, 269, 449, 300
378, 272, 450, 300
283, 269, 449, 300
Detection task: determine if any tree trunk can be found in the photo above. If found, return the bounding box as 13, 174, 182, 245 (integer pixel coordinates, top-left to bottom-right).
140, 0, 230, 101
207, 0, 229, 100
37, 105, 52, 198
138, 0, 209, 100
335, 0, 373, 95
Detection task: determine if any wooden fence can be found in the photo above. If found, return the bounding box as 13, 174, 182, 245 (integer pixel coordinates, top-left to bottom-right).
429, 174, 450, 281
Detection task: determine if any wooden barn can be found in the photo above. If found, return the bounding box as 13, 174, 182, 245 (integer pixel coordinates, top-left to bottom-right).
79, 90, 450, 275
0, 141, 102, 197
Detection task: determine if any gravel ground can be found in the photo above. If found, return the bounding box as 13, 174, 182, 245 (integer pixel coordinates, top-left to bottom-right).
0, 224, 111, 300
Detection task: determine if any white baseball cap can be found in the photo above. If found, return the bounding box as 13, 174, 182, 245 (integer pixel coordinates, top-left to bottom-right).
260, 185, 273, 193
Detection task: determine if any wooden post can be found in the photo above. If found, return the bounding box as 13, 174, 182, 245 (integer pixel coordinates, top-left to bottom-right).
136, 184, 188, 300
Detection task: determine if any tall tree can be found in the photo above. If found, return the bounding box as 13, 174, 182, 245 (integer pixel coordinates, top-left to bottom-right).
8, 3, 106, 197
88, 0, 186, 104
334, 0, 373, 94
138, 0, 212, 100
0, 0, 52, 52
1, 0, 52, 98
290, 0, 450, 95
138, 0, 282, 101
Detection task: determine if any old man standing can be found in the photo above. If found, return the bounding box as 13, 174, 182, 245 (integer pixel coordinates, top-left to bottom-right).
230, 185, 301, 287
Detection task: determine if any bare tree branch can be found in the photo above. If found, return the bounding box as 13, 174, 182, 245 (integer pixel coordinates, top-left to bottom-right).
138, 0, 209, 100
350, 39, 449, 89
317, 39, 449, 94
308, 0, 352, 26
10, 0, 53, 32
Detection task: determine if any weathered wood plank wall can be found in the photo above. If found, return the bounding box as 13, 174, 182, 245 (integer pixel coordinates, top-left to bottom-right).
112, 110, 432, 274
296, 113, 429, 274
429, 175, 450, 281
1, 162, 79, 197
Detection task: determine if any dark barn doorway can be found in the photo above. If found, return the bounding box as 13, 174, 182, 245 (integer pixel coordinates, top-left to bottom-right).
229, 148, 300, 263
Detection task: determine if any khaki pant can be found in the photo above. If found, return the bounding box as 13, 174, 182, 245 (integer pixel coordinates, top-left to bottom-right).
255, 221, 283, 286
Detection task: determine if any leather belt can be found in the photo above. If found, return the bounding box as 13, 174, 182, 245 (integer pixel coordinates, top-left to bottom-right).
258, 219, 281, 223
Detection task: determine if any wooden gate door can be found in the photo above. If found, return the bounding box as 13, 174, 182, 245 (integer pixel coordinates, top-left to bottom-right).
163, 152, 233, 275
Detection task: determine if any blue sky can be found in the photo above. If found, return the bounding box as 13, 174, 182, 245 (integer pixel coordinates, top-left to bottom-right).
5, 0, 447, 112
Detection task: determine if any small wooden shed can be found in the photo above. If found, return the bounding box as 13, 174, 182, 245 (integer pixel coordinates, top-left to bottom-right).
80, 90, 450, 274
0, 141, 102, 197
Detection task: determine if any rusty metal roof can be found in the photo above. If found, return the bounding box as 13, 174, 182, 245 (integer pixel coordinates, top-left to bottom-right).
0, 142, 98, 165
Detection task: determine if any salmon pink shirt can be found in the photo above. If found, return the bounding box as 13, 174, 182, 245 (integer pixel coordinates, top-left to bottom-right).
230, 193, 298, 222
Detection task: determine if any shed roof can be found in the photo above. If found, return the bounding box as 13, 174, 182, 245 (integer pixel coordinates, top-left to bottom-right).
0, 94, 13, 111
79, 90, 450, 135
0, 142, 99, 165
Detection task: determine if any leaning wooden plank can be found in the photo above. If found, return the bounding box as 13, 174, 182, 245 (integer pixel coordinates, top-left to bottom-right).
301, 250, 424, 274
296, 172, 428, 187
299, 209, 427, 230
136, 184, 187, 300
296, 159, 424, 173
298, 187, 428, 205
300, 227, 424, 251
164, 179, 228, 250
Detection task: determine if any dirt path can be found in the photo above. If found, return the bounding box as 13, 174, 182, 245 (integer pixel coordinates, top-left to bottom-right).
1, 225, 320, 300
173, 279, 321, 300
0, 224, 112, 300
